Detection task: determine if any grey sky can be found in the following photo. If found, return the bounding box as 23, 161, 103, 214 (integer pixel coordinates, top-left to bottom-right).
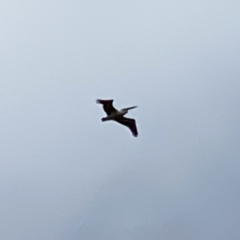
0, 0, 240, 239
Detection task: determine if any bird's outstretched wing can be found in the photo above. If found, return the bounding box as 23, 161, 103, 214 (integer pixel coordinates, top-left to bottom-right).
96, 99, 117, 115
115, 117, 138, 137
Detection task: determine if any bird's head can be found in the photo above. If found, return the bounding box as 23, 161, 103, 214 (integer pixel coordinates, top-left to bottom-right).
121, 106, 137, 114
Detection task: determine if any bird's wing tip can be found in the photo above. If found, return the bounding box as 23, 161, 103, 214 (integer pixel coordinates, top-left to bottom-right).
96, 99, 114, 104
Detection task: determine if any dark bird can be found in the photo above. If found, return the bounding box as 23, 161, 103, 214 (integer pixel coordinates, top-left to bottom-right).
96, 99, 138, 137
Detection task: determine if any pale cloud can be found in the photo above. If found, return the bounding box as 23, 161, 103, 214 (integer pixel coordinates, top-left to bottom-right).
0, 0, 240, 239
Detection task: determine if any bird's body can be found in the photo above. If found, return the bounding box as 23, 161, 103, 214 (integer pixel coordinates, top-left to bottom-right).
96, 99, 138, 137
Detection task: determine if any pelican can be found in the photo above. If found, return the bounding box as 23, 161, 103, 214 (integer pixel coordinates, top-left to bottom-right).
96, 99, 138, 137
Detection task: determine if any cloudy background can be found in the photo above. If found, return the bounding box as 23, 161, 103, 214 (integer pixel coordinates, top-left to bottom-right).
1, 0, 240, 239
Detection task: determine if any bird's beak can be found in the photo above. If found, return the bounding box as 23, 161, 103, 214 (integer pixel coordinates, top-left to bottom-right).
125, 106, 137, 111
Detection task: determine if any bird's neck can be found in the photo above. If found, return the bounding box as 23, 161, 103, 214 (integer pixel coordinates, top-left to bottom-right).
120, 109, 128, 115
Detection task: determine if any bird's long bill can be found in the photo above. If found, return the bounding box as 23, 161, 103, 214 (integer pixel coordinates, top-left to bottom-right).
125, 106, 137, 111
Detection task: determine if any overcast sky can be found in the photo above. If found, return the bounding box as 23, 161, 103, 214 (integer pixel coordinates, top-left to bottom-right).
0, 0, 240, 239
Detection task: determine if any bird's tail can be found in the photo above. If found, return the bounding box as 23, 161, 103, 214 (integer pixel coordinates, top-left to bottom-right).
101, 117, 108, 122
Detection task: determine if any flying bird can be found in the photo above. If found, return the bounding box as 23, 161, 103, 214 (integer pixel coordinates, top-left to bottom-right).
96, 99, 138, 137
